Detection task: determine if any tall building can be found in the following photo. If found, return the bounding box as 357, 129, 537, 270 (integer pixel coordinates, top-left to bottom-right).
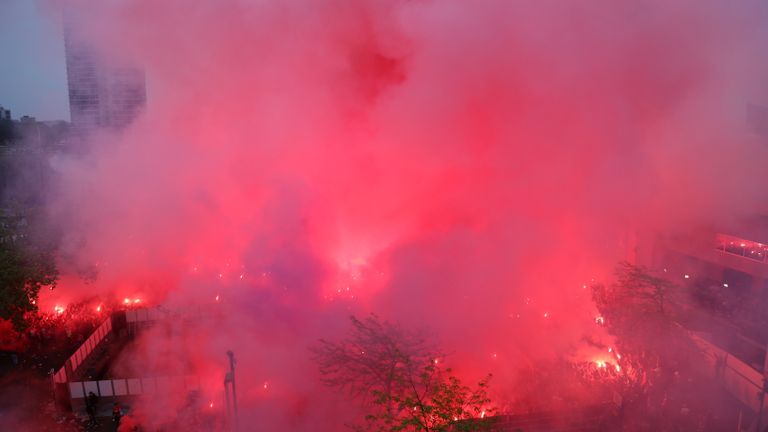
63, 24, 146, 133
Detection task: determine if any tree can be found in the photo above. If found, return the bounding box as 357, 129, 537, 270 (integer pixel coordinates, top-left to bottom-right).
313, 315, 494, 432
592, 262, 691, 368
0, 212, 58, 332
591, 262, 702, 425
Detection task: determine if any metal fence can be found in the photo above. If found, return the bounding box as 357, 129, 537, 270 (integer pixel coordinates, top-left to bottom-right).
716, 233, 768, 264
53, 317, 113, 384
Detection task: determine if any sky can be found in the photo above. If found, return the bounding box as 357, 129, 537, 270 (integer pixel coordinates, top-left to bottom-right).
0, 0, 69, 121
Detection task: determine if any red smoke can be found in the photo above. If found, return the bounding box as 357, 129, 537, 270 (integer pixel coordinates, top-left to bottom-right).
36, 0, 768, 429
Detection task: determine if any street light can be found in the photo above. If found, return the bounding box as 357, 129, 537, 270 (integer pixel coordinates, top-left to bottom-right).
224, 350, 238, 430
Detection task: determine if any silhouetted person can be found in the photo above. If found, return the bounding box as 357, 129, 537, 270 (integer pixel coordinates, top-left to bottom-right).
86, 391, 98, 423
112, 402, 122, 430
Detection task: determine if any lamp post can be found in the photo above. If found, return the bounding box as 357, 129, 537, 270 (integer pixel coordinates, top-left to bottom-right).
224, 350, 238, 430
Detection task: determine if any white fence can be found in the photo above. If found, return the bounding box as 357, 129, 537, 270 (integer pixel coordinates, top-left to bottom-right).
53, 317, 113, 384
126, 305, 211, 324
691, 332, 767, 412
69, 375, 201, 399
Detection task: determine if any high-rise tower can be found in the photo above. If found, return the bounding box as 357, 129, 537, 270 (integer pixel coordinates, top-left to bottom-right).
63, 24, 146, 133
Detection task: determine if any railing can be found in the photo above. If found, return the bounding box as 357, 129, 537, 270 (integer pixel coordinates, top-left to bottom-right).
53, 317, 113, 384
54, 306, 211, 383
125, 305, 214, 336
125, 304, 211, 323
716, 234, 768, 263
690, 331, 767, 412
68, 375, 201, 399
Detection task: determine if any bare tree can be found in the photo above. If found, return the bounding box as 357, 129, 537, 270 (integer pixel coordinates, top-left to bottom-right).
312, 315, 494, 432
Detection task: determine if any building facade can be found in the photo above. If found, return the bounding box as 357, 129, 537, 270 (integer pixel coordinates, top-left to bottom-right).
63, 25, 146, 133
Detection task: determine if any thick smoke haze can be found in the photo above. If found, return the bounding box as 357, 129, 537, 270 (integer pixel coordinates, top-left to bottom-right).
36, 0, 768, 429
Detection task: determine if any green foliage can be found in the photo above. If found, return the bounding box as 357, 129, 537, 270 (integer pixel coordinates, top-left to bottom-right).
314, 315, 495, 432
0, 214, 58, 331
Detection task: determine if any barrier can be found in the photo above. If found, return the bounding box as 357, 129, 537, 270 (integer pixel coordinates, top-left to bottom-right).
69, 375, 201, 398
691, 332, 767, 412
125, 305, 209, 324
55, 306, 210, 384
125, 305, 213, 336
53, 317, 113, 384
716, 234, 768, 263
